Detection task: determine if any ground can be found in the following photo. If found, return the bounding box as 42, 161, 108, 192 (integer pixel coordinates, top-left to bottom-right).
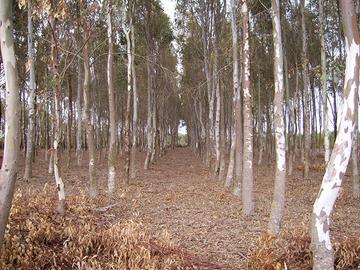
11, 147, 360, 269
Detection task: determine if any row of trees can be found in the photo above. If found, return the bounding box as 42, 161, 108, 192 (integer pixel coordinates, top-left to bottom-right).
0, 0, 359, 268
176, 0, 359, 269
0, 0, 179, 245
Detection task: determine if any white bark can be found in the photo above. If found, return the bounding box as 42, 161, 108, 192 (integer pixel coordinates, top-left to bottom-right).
268, 0, 286, 235
311, 1, 360, 268
241, 0, 254, 216
0, 0, 20, 246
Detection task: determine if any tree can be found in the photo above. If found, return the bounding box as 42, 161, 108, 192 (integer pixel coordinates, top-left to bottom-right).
268, 0, 286, 235
49, 0, 66, 213
301, 0, 311, 178
82, 9, 97, 198
107, 0, 117, 195
0, 0, 20, 247
241, 0, 254, 216
130, 0, 138, 180
319, 0, 330, 164
311, 1, 360, 268
23, 0, 36, 180
123, 0, 133, 184
225, 0, 239, 189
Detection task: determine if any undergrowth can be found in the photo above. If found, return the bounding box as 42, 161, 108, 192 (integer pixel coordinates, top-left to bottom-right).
0, 187, 184, 270
248, 231, 360, 270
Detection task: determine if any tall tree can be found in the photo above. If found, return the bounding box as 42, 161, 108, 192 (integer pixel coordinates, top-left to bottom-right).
130, 0, 138, 180
268, 0, 286, 235
320, 0, 330, 164
311, 1, 360, 268
82, 15, 97, 198
241, 0, 254, 216
49, 0, 66, 213
123, 0, 133, 184
225, 0, 239, 189
0, 0, 20, 247
301, 0, 311, 178
23, 0, 36, 180
107, 0, 117, 195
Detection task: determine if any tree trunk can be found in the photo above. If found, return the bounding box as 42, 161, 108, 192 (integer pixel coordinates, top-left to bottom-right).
225, 0, 239, 189
83, 24, 97, 198
123, 2, 132, 185
320, 0, 330, 163
107, 0, 117, 195
144, 1, 153, 170
0, 0, 20, 247
49, 4, 66, 213
301, 0, 311, 178
24, 0, 36, 181
66, 73, 72, 168
76, 53, 83, 166
130, 10, 138, 179
268, 0, 286, 235
311, 2, 360, 268
241, 0, 254, 216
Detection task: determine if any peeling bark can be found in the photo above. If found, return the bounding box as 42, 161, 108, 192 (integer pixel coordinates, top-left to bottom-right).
268, 0, 286, 235
0, 0, 20, 247
241, 0, 254, 216
311, 1, 360, 268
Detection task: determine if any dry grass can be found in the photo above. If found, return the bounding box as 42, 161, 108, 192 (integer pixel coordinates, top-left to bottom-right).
0, 187, 184, 270
0, 187, 240, 270
248, 230, 360, 270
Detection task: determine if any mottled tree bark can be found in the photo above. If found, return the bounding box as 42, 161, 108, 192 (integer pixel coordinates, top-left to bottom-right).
268, 0, 286, 235
0, 0, 20, 247
83, 24, 97, 198
311, 1, 360, 268
49, 3, 66, 213
241, 0, 254, 216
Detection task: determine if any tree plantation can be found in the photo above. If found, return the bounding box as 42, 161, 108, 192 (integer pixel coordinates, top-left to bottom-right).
0, 0, 360, 269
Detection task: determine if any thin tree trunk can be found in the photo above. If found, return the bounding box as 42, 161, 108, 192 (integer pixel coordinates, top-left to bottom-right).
24, 0, 36, 181
144, 1, 153, 170
49, 4, 66, 213
311, 2, 360, 268
225, 0, 239, 189
76, 55, 83, 166
66, 73, 72, 168
0, 0, 20, 247
83, 24, 97, 198
123, 2, 132, 185
320, 0, 330, 164
268, 0, 286, 235
241, 0, 254, 216
130, 10, 138, 179
107, 0, 117, 195
301, 0, 311, 178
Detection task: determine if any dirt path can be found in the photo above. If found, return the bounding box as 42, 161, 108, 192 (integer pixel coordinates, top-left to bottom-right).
16, 147, 360, 269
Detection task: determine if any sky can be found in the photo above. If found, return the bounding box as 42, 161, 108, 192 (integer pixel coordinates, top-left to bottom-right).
160, 0, 176, 23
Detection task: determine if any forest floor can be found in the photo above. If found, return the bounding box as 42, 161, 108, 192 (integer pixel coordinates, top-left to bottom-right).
10, 147, 360, 269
